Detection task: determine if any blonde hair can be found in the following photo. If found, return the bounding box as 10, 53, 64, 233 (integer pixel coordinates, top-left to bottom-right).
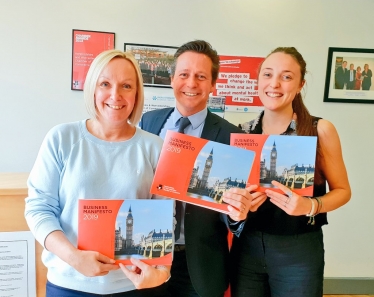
83, 49, 144, 125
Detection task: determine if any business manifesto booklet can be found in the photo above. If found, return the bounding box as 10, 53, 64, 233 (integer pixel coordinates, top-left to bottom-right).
77, 199, 174, 265
230, 134, 318, 197
150, 131, 256, 214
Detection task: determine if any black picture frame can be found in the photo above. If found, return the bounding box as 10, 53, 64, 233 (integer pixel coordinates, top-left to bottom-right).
324, 47, 374, 104
124, 43, 178, 88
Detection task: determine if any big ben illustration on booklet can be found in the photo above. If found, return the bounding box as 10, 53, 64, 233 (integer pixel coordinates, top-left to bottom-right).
150, 131, 256, 214
77, 199, 174, 265
230, 134, 318, 197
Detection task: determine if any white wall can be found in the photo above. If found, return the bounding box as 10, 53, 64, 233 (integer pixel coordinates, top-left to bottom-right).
1, 0, 373, 278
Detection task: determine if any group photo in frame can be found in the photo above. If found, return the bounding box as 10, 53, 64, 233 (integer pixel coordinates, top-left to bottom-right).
71, 29, 115, 91
324, 47, 374, 104
124, 43, 178, 88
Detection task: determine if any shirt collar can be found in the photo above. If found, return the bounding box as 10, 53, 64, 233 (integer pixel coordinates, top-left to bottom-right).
173, 108, 207, 130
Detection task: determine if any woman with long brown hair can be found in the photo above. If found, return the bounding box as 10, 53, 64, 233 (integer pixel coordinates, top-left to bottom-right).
230, 47, 351, 297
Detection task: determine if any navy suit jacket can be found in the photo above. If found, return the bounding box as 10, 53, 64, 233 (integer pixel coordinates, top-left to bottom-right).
140, 107, 244, 297
335, 66, 347, 89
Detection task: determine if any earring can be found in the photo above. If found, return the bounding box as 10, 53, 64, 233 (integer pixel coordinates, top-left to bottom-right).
290, 118, 297, 131
290, 112, 297, 131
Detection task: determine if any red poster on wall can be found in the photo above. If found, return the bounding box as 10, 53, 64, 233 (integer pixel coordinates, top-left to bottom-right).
71, 29, 115, 91
213, 55, 265, 112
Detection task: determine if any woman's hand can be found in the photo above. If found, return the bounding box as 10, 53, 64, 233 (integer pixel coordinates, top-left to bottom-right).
44, 230, 119, 277
223, 184, 265, 221
265, 181, 312, 216
119, 259, 170, 289
68, 250, 119, 277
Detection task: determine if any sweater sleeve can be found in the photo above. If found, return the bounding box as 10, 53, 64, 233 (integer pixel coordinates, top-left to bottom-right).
24, 126, 66, 248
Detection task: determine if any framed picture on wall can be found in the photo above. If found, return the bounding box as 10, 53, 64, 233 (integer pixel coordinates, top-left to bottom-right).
124, 43, 178, 88
71, 29, 115, 91
324, 47, 374, 104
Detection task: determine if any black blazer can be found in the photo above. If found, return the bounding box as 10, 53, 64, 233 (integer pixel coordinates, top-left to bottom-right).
140, 107, 244, 297
335, 66, 347, 89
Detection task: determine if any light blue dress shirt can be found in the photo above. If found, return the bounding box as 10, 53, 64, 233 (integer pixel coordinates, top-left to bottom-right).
159, 107, 207, 244
159, 107, 245, 242
159, 108, 207, 139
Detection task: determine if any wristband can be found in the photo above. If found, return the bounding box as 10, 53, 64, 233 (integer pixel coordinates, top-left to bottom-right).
306, 198, 316, 225
306, 198, 315, 217
315, 197, 323, 215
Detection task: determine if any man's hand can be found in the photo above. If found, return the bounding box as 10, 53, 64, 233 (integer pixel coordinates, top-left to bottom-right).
223, 184, 266, 221
120, 258, 170, 289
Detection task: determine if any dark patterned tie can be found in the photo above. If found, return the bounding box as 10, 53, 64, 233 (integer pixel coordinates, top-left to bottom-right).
175, 117, 191, 240
177, 117, 191, 133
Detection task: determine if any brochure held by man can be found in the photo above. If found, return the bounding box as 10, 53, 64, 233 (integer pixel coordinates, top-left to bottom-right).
150, 131, 256, 214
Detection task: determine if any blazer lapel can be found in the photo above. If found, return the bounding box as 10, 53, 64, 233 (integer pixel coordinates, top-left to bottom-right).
201, 111, 219, 141
146, 108, 174, 135
150, 115, 166, 135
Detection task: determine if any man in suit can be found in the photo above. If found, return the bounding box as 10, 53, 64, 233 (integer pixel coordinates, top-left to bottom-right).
140, 40, 259, 297
346, 63, 356, 90
335, 60, 347, 89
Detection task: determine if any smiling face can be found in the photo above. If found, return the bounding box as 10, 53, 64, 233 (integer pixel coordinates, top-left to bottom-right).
171, 51, 215, 116
257, 52, 304, 113
94, 57, 137, 127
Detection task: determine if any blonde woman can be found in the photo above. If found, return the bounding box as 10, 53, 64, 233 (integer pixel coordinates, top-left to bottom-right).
25, 50, 170, 297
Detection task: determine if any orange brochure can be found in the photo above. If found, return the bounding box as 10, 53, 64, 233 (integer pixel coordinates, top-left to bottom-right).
151, 131, 256, 214
230, 134, 317, 197
77, 199, 174, 265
